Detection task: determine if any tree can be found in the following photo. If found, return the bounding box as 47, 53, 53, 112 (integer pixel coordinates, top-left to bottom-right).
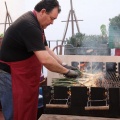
100, 24, 107, 37
109, 14, 120, 48
66, 32, 85, 47
109, 14, 120, 28
0, 33, 4, 47
0, 33, 4, 38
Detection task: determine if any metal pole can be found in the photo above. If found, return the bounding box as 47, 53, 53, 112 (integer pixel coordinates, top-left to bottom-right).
73, 11, 81, 33
59, 0, 83, 55
70, 0, 74, 36
4, 1, 12, 34
59, 11, 71, 55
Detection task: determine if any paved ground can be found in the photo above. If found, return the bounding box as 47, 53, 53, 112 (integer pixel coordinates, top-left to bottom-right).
39, 114, 120, 120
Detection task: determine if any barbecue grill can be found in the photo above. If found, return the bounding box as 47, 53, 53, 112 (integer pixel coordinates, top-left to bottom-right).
45, 55, 120, 118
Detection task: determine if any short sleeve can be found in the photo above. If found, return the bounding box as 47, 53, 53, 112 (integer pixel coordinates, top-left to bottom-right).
22, 26, 46, 52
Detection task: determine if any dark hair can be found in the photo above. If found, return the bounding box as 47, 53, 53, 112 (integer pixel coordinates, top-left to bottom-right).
34, 0, 61, 13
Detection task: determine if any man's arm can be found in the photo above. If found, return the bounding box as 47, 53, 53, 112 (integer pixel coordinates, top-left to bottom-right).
34, 50, 68, 74
45, 46, 63, 65
34, 50, 80, 78
45, 46, 79, 70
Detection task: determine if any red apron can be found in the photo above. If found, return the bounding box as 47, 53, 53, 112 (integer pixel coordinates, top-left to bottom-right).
1, 54, 42, 120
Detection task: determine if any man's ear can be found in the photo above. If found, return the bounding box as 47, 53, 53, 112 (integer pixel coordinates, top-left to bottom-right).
41, 9, 46, 14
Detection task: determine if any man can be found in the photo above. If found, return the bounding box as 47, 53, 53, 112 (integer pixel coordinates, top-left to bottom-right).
0, 0, 80, 120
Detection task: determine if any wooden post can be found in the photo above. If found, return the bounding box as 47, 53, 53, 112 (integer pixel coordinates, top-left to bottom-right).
59, 0, 83, 55
4, 1, 12, 34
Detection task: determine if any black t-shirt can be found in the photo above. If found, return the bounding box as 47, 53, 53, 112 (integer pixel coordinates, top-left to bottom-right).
0, 11, 48, 62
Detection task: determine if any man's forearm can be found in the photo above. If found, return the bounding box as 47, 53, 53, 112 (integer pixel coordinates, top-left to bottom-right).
34, 50, 68, 74
43, 59, 68, 74
45, 46, 63, 65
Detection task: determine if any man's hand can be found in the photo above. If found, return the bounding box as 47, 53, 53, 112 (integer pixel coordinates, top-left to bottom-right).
63, 70, 80, 78
62, 63, 78, 70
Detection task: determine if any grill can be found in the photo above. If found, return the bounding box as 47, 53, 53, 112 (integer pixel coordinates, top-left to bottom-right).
46, 56, 120, 118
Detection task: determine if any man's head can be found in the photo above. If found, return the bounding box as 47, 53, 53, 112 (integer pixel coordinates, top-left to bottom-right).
34, 0, 61, 29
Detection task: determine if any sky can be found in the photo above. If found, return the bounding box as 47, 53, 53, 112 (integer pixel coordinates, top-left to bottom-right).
0, 0, 120, 41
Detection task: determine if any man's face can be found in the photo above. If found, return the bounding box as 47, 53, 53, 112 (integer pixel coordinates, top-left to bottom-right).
38, 7, 59, 29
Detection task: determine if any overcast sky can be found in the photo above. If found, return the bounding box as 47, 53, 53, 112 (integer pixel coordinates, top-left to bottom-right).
0, 0, 120, 41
